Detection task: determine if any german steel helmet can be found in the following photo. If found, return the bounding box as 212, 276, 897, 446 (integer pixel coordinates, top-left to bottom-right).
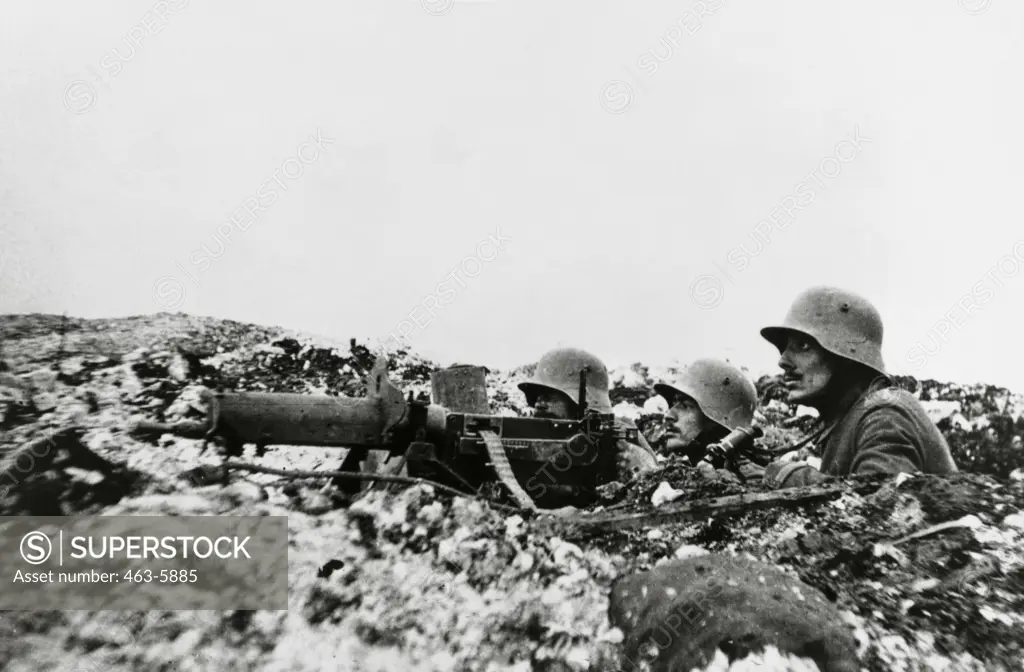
653, 359, 757, 432
760, 286, 886, 375
518, 347, 613, 413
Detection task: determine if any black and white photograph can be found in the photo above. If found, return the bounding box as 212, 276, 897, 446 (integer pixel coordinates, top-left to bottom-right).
2, 1, 1023, 670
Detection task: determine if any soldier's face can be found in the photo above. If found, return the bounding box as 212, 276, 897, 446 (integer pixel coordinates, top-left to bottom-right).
663, 394, 708, 451
532, 390, 576, 419
778, 334, 834, 404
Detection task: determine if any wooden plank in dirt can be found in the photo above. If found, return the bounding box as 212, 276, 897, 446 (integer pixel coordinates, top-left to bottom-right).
547, 485, 851, 534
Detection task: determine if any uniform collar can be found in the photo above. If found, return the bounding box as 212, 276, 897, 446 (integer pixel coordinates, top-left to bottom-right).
818, 378, 873, 425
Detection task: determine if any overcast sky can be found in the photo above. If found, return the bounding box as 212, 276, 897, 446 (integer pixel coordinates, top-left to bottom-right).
2, 0, 1023, 390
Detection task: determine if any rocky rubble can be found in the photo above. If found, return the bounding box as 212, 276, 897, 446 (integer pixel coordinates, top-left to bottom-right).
1, 312, 1023, 671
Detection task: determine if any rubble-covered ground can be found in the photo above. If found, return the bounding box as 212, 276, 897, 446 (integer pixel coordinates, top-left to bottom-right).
1, 312, 1023, 671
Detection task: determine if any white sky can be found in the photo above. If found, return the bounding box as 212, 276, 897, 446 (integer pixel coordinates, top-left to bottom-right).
2, 0, 1023, 390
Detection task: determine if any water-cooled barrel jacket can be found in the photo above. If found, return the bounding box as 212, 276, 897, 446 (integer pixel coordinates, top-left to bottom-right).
764, 385, 958, 489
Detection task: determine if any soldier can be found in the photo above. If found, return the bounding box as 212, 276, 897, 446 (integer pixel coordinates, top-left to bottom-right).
759, 286, 958, 488
518, 347, 660, 480
652, 358, 758, 464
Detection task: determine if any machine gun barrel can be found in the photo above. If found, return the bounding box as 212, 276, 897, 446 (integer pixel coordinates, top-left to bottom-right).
130, 391, 449, 449
212, 391, 431, 447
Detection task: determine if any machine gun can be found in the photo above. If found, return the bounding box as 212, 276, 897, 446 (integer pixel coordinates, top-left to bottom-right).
131, 357, 628, 510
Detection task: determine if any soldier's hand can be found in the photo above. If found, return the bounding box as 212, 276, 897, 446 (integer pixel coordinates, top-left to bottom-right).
696, 460, 741, 484
735, 458, 766, 481
617, 444, 660, 480
776, 448, 821, 470
779, 447, 815, 461
778, 450, 802, 464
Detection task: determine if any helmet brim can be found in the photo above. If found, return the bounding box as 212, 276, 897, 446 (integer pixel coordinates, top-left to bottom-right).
653, 382, 691, 404
519, 381, 615, 413
760, 325, 813, 353
518, 381, 575, 405
760, 326, 886, 375
653, 382, 724, 428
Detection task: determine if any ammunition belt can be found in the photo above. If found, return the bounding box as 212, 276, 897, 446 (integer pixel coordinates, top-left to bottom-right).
479, 430, 537, 511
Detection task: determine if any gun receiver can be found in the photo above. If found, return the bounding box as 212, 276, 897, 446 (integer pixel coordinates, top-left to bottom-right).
130, 356, 622, 508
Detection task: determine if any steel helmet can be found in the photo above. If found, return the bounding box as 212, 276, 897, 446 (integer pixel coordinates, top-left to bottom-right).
653, 359, 757, 432
518, 347, 613, 413
760, 286, 886, 375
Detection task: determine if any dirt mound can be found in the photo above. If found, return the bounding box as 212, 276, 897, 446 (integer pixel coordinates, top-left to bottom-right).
1, 312, 1023, 671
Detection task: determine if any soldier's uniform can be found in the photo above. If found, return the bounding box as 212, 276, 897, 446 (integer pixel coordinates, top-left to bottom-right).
760, 287, 958, 488
518, 348, 660, 479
